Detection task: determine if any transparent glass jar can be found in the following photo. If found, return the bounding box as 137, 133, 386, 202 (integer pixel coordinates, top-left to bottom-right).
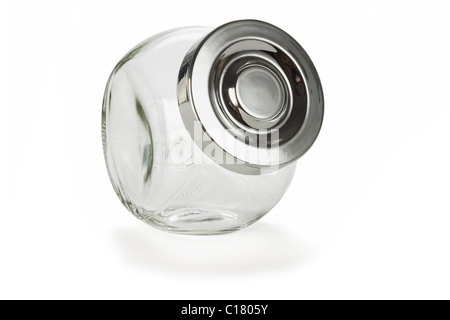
102, 20, 323, 234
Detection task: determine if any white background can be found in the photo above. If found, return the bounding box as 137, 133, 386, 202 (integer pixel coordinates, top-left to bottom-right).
1, 0, 450, 299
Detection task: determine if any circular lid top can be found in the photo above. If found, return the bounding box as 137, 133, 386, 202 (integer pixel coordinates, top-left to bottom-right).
178, 20, 324, 174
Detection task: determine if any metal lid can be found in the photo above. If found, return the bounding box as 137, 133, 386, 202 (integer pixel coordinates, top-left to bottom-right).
178, 20, 324, 174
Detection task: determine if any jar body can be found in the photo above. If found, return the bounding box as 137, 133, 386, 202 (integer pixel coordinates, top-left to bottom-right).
102, 27, 296, 234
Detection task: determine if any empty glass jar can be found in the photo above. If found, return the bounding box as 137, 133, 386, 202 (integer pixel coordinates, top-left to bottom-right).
102, 20, 324, 234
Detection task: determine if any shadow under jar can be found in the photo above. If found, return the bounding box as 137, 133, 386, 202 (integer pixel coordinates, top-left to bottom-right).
102, 20, 324, 235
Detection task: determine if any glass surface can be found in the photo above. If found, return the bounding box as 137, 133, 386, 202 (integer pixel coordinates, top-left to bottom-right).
102, 27, 296, 234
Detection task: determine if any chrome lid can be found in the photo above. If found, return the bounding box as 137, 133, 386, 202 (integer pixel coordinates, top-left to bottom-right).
178, 20, 324, 174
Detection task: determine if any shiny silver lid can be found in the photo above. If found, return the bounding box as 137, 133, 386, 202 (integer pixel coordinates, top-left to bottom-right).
178, 20, 324, 174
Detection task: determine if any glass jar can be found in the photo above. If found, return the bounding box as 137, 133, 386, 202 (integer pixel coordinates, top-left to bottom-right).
102, 20, 324, 234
